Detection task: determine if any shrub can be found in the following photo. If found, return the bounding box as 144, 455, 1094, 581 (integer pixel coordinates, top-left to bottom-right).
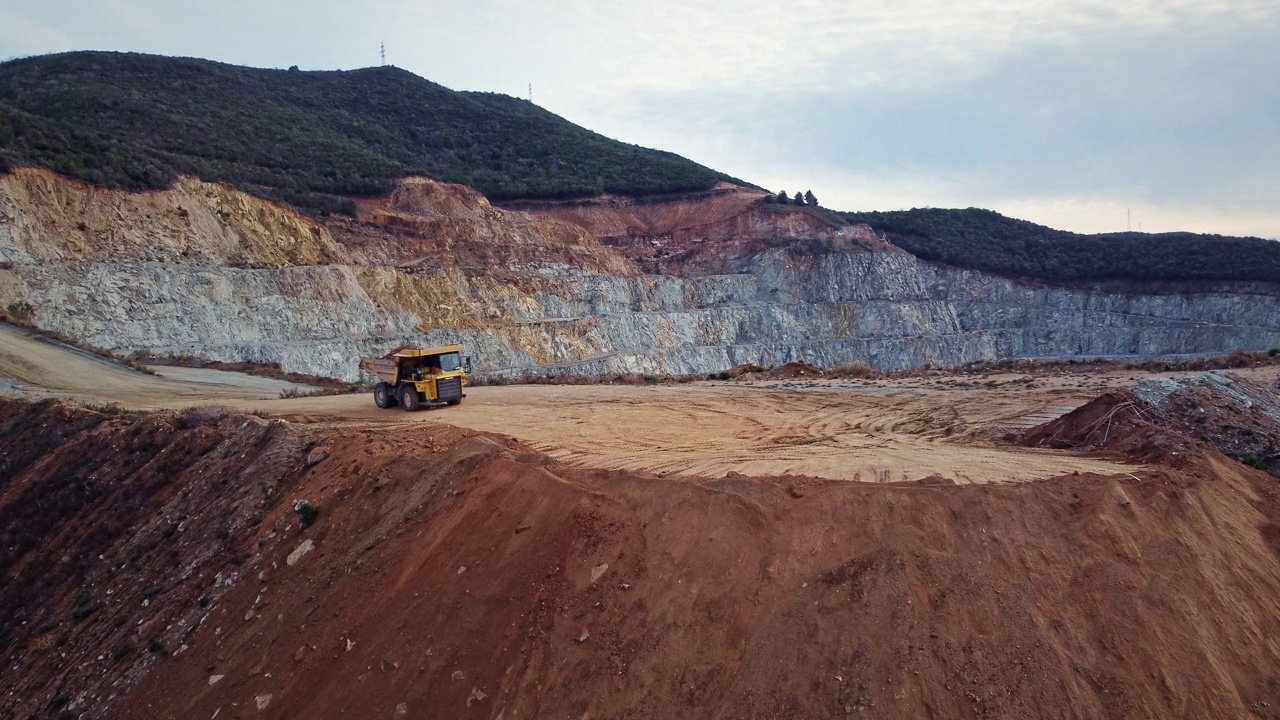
3, 300, 34, 326
148, 638, 165, 653
294, 499, 319, 529
70, 604, 98, 620
0, 52, 742, 214
841, 207, 1280, 285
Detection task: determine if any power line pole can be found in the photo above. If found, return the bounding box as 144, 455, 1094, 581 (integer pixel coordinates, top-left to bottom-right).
528, 83, 533, 104
1127, 207, 1131, 232
380, 42, 386, 66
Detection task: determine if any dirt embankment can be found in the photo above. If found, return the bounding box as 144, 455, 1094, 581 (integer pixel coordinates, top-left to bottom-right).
1025, 371, 1280, 476
0, 167, 345, 267
5, 398, 1280, 719
501, 183, 893, 271
339, 176, 640, 276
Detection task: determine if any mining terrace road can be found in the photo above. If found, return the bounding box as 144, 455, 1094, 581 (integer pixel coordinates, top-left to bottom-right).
0, 323, 316, 404
266, 382, 1138, 484
10, 322, 1279, 484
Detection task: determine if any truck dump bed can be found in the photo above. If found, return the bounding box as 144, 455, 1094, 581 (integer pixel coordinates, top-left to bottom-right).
358, 356, 402, 385
358, 344, 466, 386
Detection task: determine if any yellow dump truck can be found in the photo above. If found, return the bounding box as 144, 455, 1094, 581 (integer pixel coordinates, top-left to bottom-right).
359, 344, 471, 411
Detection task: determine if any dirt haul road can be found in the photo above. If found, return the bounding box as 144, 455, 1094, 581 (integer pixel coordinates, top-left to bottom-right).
0, 323, 316, 404
4, 321, 1276, 484
274, 383, 1137, 484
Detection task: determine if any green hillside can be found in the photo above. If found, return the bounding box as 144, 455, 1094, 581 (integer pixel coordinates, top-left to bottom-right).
0, 51, 735, 214
841, 208, 1280, 285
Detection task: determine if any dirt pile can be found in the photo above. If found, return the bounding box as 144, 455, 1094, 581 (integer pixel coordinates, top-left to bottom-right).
736, 361, 874, 381
6, 397, 1280, 718
342, 176, 638, 276
505, 184, 895, 272
0, 399, 316, 718
1025, 371, 1280, 476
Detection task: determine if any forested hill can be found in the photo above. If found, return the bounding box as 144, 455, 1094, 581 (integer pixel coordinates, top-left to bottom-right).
0, 51, 736, 214
841, 208, 1280, 285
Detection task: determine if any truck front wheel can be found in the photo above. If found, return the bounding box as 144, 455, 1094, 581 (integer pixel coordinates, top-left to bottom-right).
400, 386, 421, 412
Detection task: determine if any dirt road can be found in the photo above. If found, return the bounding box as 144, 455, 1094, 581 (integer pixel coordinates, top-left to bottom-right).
0, 323, 315, 404
9, 322, 1278, 484
268, 383, 1131, 483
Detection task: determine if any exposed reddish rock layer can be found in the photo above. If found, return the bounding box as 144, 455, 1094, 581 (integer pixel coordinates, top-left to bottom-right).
5, 398, 1280, 719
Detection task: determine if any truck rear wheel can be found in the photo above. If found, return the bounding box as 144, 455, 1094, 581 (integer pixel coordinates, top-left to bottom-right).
373, 383, 392, 409
446, 398, 462, 406
400, 386, 421, 412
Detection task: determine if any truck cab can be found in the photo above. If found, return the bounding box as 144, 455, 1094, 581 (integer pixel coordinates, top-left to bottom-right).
359, 344, 471, 411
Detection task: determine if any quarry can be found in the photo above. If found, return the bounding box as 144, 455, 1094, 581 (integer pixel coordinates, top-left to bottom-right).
3, 51, 1280, 720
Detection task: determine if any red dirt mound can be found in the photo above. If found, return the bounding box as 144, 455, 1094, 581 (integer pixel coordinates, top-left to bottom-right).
6, 399, 1280, 719
1024, 373, 1280, 475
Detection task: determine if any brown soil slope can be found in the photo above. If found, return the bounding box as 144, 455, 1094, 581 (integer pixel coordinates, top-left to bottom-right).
4, 399, 1280, 719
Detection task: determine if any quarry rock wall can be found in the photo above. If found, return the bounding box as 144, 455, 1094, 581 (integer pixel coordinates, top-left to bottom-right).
2, 169, 1278, 380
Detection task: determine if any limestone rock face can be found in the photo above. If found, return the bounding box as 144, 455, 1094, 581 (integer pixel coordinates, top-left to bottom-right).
2, 168, 1278, 380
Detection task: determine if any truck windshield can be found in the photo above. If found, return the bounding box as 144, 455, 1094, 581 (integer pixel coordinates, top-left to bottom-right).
439, 352, 462, 371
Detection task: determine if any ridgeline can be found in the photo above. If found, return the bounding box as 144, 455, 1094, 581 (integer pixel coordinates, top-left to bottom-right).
841, 208, 1280, 286
0, 51, 735, 214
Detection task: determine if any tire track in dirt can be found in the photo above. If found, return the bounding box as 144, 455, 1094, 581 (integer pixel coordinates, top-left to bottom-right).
1, 324, 1225, 484
357, 383, 1143, 484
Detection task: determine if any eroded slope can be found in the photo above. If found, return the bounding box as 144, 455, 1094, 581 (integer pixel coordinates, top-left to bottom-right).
4, 399, 1280, 718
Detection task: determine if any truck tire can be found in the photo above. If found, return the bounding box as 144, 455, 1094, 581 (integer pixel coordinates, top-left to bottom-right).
446, 398, 462, 406
400, 386, 421, 412
373, 383, 392, 409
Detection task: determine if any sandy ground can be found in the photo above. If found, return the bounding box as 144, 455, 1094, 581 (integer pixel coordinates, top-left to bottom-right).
270, 383, 1130, 483
266, 366, 1280, 484
8, 322, 1279, 484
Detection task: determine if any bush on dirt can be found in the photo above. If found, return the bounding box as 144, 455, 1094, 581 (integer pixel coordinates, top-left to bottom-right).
2, 300, 34, 326
294, 500, 319, 529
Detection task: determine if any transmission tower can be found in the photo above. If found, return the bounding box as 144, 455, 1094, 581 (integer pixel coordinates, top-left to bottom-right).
380, 42, 386, 66
528, 83, 533, 104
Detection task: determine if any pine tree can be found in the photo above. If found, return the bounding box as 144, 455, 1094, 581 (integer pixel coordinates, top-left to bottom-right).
776, 189, 789, 204
794, 191, 805, 205
804, 190, 818, 207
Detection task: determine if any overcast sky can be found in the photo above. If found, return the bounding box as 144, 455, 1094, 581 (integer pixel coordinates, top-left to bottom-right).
3, 1, 1277, 237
